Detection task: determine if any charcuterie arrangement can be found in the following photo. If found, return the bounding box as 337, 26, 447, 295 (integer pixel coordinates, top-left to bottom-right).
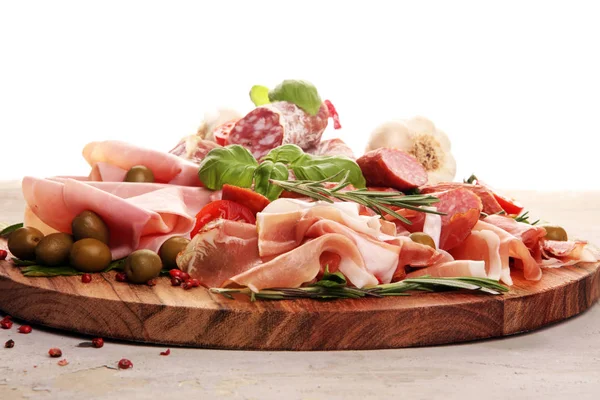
2, 79, 599, 301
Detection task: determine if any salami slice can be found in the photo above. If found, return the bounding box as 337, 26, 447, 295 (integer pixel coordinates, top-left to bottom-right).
306, 138, 355, 159
356, 148, 427, 191
228, 101, 329, 159
420, 183, 503, 215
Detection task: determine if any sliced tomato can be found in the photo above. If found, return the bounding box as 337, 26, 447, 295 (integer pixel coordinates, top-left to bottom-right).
190, 200, 255, 238
492, 193, 524, 215
212, 120, 238, 146
221, 184, 270, 215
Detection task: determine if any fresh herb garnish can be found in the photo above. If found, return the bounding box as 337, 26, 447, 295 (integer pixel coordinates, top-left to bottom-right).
463, 174, 478, 184
514, 211, 539, 225
197, 145, 259, 190
210, 274, 509, 301
11, 257, 127, 277
0, 222, 23, 238
270, 171, 443, 224
250, 80, 323, 116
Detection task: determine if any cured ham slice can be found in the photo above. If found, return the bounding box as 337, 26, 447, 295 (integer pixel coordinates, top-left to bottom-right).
83, 141, 202, 186
224, 234, 378, 292
473, 220, 542, 283
406, 260, 487, 279
177, 220, 261, 287
257, 199, 397, 257
420, 183, 503, 215
305, 220, 401, 284
483, 215, 546, 250
306, 138, 355, 159
450, 230, 503, 280
169, 136, 221, 164
395, 237, 445, 280
540, 240, 600, 267
22, 177, 212, 259
391, 188, 482, 251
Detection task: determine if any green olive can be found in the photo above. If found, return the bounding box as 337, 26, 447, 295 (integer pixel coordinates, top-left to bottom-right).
124, 165, 154, 183
124, 250, 163, 284
72, 211, 110, 244
409, 232, 436, 250
541, 224, 568, 242
7, 227, 44, 260
69, 238, 112, 272
159, 237, 190, 269
35, 233, 74, 266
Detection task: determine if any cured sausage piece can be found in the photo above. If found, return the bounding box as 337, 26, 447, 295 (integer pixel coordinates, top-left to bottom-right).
420, 183, 503, 215
356, 148, 427, 191
228, 101, 329, 159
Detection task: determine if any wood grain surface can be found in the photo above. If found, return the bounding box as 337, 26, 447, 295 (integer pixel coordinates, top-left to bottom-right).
1, 242, 598, 350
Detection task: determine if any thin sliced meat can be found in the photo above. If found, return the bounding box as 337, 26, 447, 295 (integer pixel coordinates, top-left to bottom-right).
421, 183, 504, 215
422, 207, 442, 249
169, 136, 221, 164
450, 230, 503, 280
305, 220, 401, 284
224, 234, 378, 292
473, 220, 542, 282
540, 240, 599, 267
177, 220, 260, 288
83, 141, 202, 186
406, 260, 487, 279
22, 177, 212, 259
483, 214, 547, 250
89, 162, 127, 182
306, 138, 355, 158
391, 188, 482, 251
395, 236, 445, 281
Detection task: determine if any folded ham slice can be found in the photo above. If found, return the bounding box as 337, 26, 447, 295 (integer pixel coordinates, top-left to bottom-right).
483, 215, 546, 251
83, 141, 202, 186
224, 234, 378, 292
406, 260, 487, 279
177, 220, 261, 287
450, 230, 503, 281
540, 240, 600, 267
22, 177, 212, 259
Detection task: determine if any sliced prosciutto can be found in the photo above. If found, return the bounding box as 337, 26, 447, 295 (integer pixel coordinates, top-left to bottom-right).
473, 220, 542, 282
483, 215, 546, 250
177, 220, 261, 287
450, 230, 503, 281
22, 177, 212, 259
169, 136, 221, 164
83, 141, 202, 186
406, 260, 487, 279
306, 138, 355, 159
541, 240, 600, 267
224, 234, 378, 292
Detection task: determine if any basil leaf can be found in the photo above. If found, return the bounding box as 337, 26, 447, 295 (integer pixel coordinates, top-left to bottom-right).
250, 85, 271, 106
268, 80, 322, 116
262, 144, 305, 164
0, 222, 23, 237
312, 267, 347, 288
103, 258, 126, 272
21, 264, 83, 277
254, 161, 289, 201
291, 154, 366, 189
198, 145, 259, 190
11, 258, 37, 266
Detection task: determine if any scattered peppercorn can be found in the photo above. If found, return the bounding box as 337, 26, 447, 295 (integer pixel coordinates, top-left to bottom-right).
48, 348, 62, 358
115, 272, 128, 282
147, 279, 157, 286
0, 249, 7, 260
169, 269, 182, 279
160, 349, 170, 356
181, 281, 192, 290
118, 358, 133, 369
81, 273, 92, 283
171, 277, 182, 286
180, 272, 190, 281
92, 338, 104, 348
4, 339, 14, 348
1, 320, 13, 329
18, 325, 32, 334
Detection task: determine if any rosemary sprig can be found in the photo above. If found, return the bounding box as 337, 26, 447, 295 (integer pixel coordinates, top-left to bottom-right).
210, 275, 509, 301
514, 211, 539, 225
270, 171, 444, 224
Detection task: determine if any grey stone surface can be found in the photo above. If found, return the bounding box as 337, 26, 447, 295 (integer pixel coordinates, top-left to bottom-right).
1, 183, 599, 399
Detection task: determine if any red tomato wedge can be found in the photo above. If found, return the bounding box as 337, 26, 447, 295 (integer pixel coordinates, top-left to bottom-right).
222, 184, 270, 215
212, 120, 238, 146
190, 200, 255, 238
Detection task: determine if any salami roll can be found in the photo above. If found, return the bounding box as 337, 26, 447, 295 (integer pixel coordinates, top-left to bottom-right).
356, 148, 427, 191
228, 101, 329, 159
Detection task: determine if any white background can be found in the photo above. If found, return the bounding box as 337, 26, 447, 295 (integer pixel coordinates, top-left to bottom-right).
1, 1, 599, 190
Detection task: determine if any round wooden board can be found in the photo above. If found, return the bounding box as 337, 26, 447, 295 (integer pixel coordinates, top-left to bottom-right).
1, 256, 599, 351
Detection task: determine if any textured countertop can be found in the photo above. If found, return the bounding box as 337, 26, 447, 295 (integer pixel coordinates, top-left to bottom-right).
0, 181, 599, 400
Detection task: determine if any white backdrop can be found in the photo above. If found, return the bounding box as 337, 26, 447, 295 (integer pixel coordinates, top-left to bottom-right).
1, 1, 599, 190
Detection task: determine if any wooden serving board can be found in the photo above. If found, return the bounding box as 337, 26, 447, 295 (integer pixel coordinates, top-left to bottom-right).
1, 257, 598, 351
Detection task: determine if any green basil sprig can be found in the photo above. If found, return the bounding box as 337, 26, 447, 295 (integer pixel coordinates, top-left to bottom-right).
249, 80, 323, 116
197, 145, 259, 190
197, 144, 366, 199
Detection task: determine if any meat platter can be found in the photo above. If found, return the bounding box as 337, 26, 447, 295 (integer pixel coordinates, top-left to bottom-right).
1, 79, 599, 350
